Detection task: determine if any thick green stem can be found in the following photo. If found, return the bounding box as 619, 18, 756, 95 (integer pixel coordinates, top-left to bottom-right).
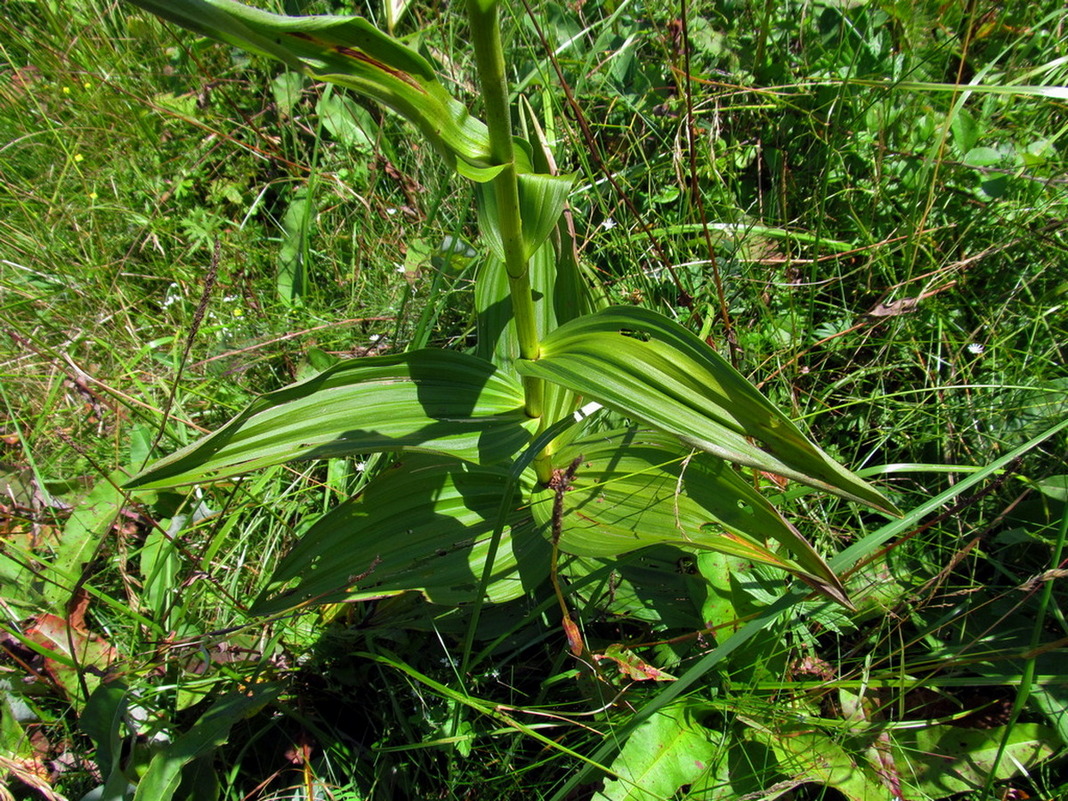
466, 0, 549, 479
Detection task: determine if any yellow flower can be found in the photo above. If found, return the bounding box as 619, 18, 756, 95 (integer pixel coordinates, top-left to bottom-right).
73, 153, 84, 162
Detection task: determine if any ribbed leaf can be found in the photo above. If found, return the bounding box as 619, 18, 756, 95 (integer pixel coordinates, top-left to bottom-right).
124, 0, 493, 169
516, 307, 898, 515
475, 241, 592, 374
252, 457, 549, 613
530, 429, 848, 604
476, 172, 575, 262
126, 351, 536, 489
475, 242, 591, 457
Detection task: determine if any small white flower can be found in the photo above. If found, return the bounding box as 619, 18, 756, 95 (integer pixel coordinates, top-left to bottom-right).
967, 342, 984, 355
162, 282, 182, 307
386, 207, 398, 216
600, 217, 616, 230
368, 334, 381, 342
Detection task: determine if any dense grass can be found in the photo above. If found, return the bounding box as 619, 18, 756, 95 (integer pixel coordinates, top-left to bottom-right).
2, 0, 1067, 799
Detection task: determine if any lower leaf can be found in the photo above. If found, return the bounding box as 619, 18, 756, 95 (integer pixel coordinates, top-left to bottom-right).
252, 456, 549, 614
531, 428, 850, 607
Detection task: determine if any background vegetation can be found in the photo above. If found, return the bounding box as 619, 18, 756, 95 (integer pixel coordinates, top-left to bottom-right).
2, 0, 1066, 798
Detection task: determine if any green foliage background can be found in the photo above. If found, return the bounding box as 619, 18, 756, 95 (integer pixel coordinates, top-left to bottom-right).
1, 0, 1066, 798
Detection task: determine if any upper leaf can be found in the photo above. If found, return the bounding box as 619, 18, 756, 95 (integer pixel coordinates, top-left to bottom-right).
476, 172, 575, 262
126, 350, 537, 489
516, 306, 898, 515
124, 0, 494, 169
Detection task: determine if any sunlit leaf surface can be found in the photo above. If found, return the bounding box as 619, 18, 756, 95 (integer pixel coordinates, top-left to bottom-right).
518, 306, 898, 515
127, 351, 536, 489
124, 0, 493, 168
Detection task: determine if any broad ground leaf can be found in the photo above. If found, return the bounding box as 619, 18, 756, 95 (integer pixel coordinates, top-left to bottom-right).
516, 306, 898, 515
595, 701, 720, 800
133, 682, 282, 801
252, 456, 549, 614
761, 725, 888, 801
892, 723, 1060, 799
530, 428, 849, 604
42, 469, 128, 610
126, 350, 536, 490
561, 547, 706, 630
81, 682, 136, 800
123, 0, 493, 170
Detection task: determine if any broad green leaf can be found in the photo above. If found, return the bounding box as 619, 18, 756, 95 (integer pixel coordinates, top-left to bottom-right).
123, 0, 493, 169
475, 237, 596, 375
317, 91, 378, 151
562, 547, 706, 630
531, 428, 849, 605
696, 550, 751, 634
252, 456, 549, 613
125, 350, 536, 490
140, 525, 180, 630
763, 725, 888, 801
595, 702, 720, 801
516, 306, 898, 515
42, 470, 128, 610
1035, 474, 1068, 502
694, 552, 792, 679
276, 186, 312, 307
80, 682, 134, 800
270, 71, 304, 117
892, 723, 1060, 799
133, 683, 282, 801
476, 172, 575, 262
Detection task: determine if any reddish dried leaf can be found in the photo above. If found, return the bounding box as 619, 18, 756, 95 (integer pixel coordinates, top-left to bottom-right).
593, 644, 676, 682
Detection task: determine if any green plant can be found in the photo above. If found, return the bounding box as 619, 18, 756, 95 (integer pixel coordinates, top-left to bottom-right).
5, 1, 1068, 798
120, 0, 897, 636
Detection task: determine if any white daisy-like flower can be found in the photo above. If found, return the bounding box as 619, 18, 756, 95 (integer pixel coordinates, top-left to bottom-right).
967, 342, 984, 355
600, 217, 617, 231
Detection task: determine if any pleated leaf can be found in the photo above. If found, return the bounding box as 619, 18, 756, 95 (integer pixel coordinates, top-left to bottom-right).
126, 350, 536, 490
475, 240, 593, 374
530, 429, 849, 604
475, 242, 592, 457
476, 172, 575, 263
124, 0, 493, 170
516, 306, 898, 515
252, 456, 549, 613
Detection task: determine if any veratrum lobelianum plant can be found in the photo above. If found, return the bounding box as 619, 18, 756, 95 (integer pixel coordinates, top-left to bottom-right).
122, 0, 899, 618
